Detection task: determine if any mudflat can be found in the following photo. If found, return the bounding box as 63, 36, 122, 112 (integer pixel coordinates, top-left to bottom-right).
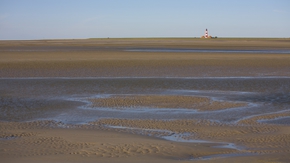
1, 38, 290, 163
1, 38, 290, 77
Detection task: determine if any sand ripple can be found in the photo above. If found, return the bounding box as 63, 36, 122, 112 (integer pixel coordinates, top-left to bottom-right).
89, 95, 246, 111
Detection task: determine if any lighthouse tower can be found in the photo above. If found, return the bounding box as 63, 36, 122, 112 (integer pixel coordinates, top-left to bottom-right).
205, 29, 208, 38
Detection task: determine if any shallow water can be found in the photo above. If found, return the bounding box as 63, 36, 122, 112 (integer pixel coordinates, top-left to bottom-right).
190, 153, 257, 161
126, 48, 290, 54
258, 116, 290, 125
0, 77, 289, 125
106, 125, 243, 150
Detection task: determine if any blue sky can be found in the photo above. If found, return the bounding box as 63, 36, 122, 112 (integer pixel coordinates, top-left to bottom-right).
0, 0, 289, 40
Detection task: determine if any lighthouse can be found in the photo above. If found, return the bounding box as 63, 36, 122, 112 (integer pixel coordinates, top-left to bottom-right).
201, 29, 212, 38
205, 29, 208, 38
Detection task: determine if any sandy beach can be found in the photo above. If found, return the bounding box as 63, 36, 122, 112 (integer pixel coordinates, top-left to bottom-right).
1, 38, 290, 163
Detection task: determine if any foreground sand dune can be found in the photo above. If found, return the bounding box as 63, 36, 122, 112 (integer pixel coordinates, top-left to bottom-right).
1, 38, 290, 163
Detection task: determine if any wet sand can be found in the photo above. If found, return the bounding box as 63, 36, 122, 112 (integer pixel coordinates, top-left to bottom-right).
1, 38, 290, 163
89, 95, 247, 111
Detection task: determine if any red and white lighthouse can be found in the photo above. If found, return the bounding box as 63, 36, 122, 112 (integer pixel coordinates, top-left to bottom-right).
205, 29, 208, 38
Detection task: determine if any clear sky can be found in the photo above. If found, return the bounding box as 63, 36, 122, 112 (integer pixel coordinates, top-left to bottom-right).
1, 0, 289, 40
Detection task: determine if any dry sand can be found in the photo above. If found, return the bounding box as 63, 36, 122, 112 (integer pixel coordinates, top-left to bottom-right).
1, 38, 290, 163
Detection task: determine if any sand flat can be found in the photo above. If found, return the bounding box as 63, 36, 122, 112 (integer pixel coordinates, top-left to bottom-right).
1, 38, 290, 78
1, 38, 290, 163
1, 53, 290, 77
